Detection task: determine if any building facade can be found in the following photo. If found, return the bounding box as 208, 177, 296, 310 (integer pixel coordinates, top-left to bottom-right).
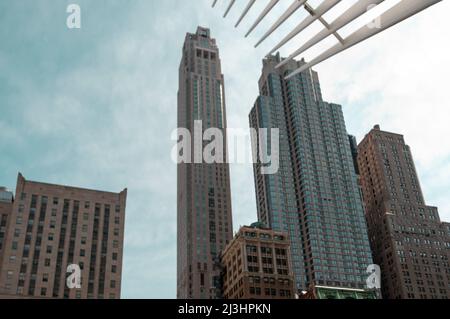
177, 27, 233, 299
221, 223, 295, 299
0, 187, 14, 274
358, 125, 450, 299
0, 173, 126, 299
300, 285, 377, 299
349, 135, 360, 175
249, 54, 374, 293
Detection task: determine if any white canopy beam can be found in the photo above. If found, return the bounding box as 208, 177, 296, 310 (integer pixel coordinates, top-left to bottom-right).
255, 0, 308, 48
245, 0, 280, 37
285, 0, 443, 79
266, 0, 341, 56
235, 0, 257, 27
303, 3, 344, 44
277, 0, 384, 69
224, 0, 237, 18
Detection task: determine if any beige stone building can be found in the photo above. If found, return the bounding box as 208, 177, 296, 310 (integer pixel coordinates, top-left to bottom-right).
221, 223, 295, 299
0, 173, 126, 299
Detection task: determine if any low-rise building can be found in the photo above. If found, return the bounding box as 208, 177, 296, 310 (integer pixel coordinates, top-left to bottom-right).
221, 223, 295, 299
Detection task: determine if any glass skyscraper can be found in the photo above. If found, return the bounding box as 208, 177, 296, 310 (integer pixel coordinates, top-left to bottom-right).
250, 54, 373, 293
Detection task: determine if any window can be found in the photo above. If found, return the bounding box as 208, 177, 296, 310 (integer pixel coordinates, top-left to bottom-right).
41, 288, 47, 296
48, 233, 54, 241
7, 271, 13, 280
246, 245, 257, 253
81, 237, 87, 245
111, 265, 117, 273
110, 280, 116, 288
46, 246, 52, 254
45, 258, 51, 267
83, 213, 89, 221
53, 197, 59, 205
247, 256, 258, 263
112, 253, 118, 261
43, 273, 49, 282
248, 266, 259, 273
80, 249, 85, 257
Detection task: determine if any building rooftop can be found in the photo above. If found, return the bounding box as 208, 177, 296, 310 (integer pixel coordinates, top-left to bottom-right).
17, 172, 127, 196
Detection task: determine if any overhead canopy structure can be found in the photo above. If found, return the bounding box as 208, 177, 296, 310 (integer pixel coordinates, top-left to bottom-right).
212, 0, 442, 79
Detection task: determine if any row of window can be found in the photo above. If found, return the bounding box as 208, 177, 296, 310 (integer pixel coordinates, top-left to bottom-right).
20, 193, 121, 212
248, 286, 292, 298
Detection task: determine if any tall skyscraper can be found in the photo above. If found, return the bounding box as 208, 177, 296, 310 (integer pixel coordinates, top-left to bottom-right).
357, 125, 450, 299
249, 54, 374, 295
221, 223, 295, 299
177, 27, 233, 299
0, 173, 127, 299
0, 187, 14, 275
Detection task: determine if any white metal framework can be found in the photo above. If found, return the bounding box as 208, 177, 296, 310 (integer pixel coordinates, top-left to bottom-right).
212, 0, 442, 79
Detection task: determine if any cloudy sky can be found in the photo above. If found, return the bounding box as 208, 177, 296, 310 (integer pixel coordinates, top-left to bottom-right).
0, 0, 448, 298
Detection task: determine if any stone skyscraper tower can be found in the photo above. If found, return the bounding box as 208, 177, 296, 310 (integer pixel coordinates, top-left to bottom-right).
177, 27, 233, 299
250, 54, 374, 296
358, 125, 450, 299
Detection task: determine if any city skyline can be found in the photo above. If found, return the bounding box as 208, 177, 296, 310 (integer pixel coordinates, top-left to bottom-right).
1, 0, 449, 298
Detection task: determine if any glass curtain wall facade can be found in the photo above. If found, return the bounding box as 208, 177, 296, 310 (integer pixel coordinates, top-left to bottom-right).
250, 54, 373, 293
